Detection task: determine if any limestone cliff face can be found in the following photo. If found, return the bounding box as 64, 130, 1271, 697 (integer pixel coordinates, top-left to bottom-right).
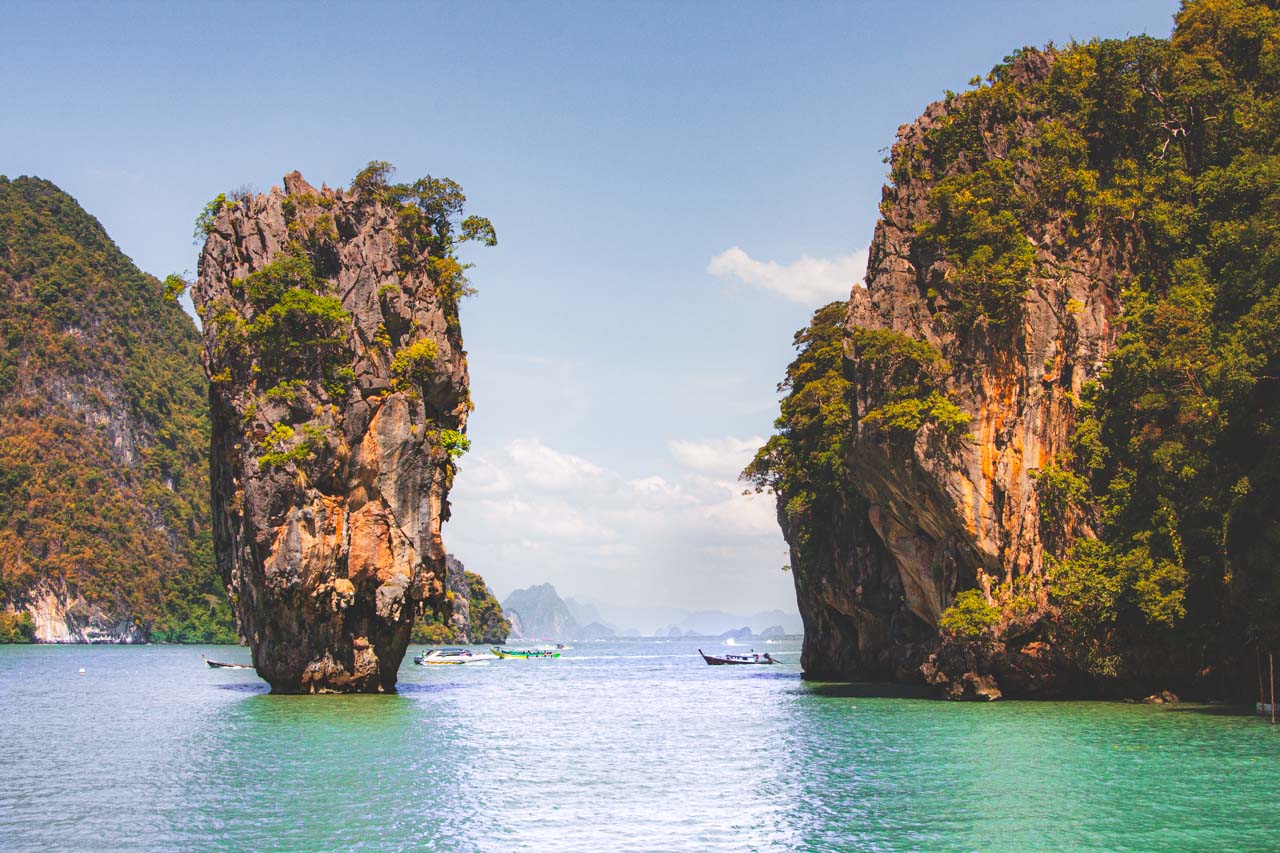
18, 578, 146, 643
799, 53, 1131, 696
443, 555, 472, 642
436, 555, 510, 644
0, 176, 228, 644
193, 171, 471, 693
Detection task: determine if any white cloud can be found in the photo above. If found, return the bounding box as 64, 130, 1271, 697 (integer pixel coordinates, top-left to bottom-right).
626, 475, 681, 497
707, 245, 868, 304
690, 487, 778, 536
472, 495, 613, 541
447, 435, 792, 616
505, 437, 605, 490
669, 436, 765, 479
454, 451, 514, 495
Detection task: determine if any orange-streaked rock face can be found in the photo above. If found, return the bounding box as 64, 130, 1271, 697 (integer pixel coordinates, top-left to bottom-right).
193, 171, 468, 693
793, 52, 1125, 693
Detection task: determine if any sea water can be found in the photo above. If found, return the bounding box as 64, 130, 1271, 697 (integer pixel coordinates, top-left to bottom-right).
0, 639, 1276, 851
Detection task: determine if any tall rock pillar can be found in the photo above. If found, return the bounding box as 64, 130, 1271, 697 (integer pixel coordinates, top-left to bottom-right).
193, 168, 485, 692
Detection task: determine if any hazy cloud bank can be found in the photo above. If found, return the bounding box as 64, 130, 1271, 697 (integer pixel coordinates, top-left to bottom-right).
446, 435, 792, 614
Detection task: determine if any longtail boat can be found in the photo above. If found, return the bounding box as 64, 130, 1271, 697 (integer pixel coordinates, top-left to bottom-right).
698, 649, 778, 666
491, 647, 560, 659
201, 654, 253, 670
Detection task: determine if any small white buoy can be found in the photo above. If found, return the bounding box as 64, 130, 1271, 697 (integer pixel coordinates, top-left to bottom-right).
78, 668, 86, 675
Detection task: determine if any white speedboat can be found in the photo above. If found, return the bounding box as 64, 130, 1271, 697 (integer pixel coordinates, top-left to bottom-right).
413, 648, 497, 665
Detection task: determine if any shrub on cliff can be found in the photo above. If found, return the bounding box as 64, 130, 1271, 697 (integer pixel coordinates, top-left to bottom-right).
849, 326, 971, 437
0, 611, 34, 643
389, 338, 439, 390
939, 590, 1000, 639
227, 250, 354, 391
348, 161, 496, 310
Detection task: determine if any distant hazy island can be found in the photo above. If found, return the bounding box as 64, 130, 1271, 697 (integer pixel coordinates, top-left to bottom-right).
498, 582, 799, 642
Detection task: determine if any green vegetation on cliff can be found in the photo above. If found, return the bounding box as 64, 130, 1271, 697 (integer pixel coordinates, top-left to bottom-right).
350, 160, 496, 317
847, 327, 971, 437
743, 303, 967, 563
1003, 0, 1280, 662
197, 162, 491, 481
0, 611, 35, 643
0, 176, 235, 642
742, 303, 853, 566
755, 0, 1280, 692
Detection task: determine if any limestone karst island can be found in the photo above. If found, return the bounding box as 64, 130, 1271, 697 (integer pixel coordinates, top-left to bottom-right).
1, 1, 1278, 849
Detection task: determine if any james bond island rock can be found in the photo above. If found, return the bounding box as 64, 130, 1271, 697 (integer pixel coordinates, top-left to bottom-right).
748, 0, 1280, 699
191, 163, 494, 693
0, 177, 233, 644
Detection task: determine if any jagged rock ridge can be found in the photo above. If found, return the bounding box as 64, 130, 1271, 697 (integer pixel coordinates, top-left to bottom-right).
193, 167, 486, 692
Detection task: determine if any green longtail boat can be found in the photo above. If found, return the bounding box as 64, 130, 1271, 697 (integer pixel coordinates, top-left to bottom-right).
491, 647, 561, 659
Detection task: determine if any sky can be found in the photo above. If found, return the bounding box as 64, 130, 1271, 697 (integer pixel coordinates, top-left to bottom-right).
1, 0, 1181, 623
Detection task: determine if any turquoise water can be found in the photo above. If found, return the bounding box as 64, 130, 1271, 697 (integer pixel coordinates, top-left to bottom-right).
0, 639, 1276, 851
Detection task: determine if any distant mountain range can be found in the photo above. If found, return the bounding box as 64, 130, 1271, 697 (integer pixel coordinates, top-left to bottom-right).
668, 609, 803, 637
501, 583, 801, 640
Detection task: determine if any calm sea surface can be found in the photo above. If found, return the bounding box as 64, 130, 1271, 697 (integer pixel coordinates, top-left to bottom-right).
0, 638, 1276, 851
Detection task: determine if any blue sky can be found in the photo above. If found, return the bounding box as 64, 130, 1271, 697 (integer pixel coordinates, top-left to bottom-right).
2, 0, 1179, 624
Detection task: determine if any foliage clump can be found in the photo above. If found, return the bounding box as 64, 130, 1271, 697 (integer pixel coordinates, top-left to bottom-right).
743, 303, 852, 501
348, 161, 496, 308
742, 303, 856, 568
207, 243, 355, 416
924, 167, 1039, 327
389, 337, 439, 390
434, 428, 471, 460
193, 193, 230, 244
0, 611, 35, 643
848, 327, 971, 437
938, 590, 1001, 638
257, 422, 329, 471
1030, 461, 1088, 528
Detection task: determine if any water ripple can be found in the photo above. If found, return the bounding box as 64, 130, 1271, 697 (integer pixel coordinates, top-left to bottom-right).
0, 640, 1276, 850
